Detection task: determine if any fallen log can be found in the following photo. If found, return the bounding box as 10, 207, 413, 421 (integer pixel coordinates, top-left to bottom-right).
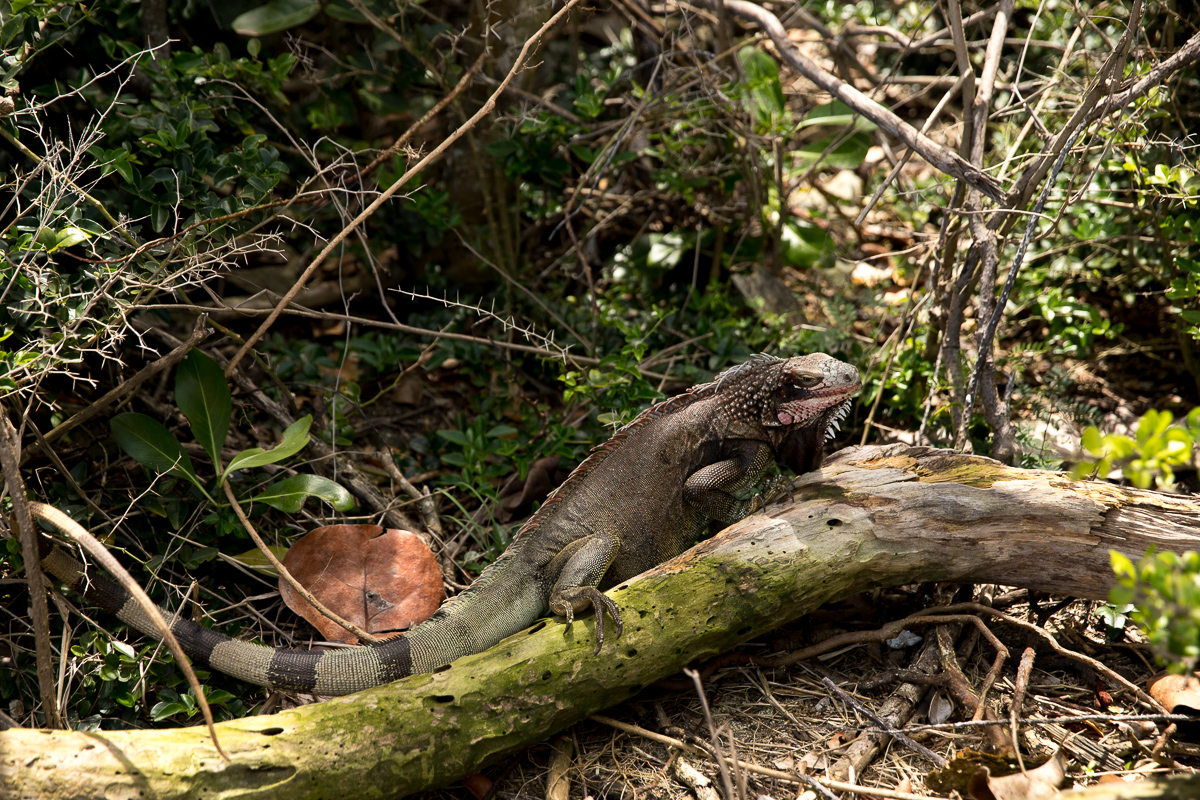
3, 444, 1199, 798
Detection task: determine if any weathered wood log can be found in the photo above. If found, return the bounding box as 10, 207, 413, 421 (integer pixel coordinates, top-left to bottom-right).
1058, 775, 1200, 799
3, 445, 1199, 799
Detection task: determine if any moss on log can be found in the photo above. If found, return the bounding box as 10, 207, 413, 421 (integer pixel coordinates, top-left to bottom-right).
3, 445, 1199, 798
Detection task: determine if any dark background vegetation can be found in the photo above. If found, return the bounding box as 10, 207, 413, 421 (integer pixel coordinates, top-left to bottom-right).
1, 0, 1199, 795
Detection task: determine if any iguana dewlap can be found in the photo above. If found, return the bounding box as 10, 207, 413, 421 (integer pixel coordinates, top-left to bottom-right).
29, 353, 860, 695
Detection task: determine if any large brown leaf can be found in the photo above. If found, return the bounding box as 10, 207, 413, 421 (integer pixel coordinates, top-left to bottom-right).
968, 750, 1068, 800
279, 524, 444, 644
1148, 672, 1200, 742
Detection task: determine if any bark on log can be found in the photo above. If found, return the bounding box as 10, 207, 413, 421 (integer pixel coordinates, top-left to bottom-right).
1058, 776, 1200, 799
3, 445, 1200, 799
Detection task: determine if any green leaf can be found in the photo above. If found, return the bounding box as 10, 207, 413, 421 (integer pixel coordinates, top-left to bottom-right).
795, 100, 879, 133
175, 350, 231, 467
225, 545, 288, 575
111, 155, 135, 185
110, 413, 200, 486
486, 424, 519, 438
52, 226, 91, 251
1110, 549, 1136, 581
251, 475, 354, 513
437, 429, 470, 447
225, 416, 312, 474
150, 700, 191, 721
737, 46, 786, 127
1081, 427, 1103, 455
1102, 434, 1134, 460
323, 1, 367, 21
647, 231, 694, 270
232, 0, 320, 36
1108, 583, 1136, 607
781, 218, 829, 268
792, 132, 873, 171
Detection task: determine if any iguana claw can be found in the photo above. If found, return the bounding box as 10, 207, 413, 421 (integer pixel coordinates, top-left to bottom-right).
759, 475, 795, 507
553, 586, 623, 654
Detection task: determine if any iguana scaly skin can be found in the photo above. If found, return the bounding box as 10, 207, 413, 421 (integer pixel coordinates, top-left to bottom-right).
29, 353, 860, 695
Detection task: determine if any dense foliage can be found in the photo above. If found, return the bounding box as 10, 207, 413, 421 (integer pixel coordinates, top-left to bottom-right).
1, 0, 1198, 743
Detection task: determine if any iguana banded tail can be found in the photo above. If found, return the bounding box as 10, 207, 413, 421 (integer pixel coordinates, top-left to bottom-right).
27, 353, 860, 696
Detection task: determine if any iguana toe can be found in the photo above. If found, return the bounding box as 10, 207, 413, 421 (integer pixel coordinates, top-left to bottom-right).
592, 593, 623, 655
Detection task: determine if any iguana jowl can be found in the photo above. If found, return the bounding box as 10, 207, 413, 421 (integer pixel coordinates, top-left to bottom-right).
30, 353, 860, 695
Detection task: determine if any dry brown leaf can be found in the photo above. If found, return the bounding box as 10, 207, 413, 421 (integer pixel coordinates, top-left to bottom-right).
391, 375, 424, 406
1148, 672, 1200, 714
967, 749, 1068, 800
927, 751, 1030, 796
279, 524, 444, 644
497, 455, 563, 521
850, 261, 893, 287
929, 691, 954, 725
1148, 671, 1200, 741
461, 772, 491, 800
801, 751, 828, 772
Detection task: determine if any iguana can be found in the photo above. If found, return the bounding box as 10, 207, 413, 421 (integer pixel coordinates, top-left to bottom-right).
27, 353, 860, 696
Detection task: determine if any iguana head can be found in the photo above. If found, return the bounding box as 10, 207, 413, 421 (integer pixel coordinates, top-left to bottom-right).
715, 353, 861, 441
771, 353, 861, 435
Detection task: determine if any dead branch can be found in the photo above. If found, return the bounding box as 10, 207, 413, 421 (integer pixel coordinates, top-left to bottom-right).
4, 445, 1200, 797
704, 0, 1004, 202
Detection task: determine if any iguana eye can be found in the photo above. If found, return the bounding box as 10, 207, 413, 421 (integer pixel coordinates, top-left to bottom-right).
780, 376, 819, 398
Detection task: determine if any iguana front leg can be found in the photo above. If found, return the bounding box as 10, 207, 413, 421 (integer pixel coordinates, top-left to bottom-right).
546, 535, 624, 654
683, 440, 778, 524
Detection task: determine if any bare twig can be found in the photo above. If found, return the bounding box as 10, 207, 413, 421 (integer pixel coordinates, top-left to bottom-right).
1001, 0, 1144, 217
684, 669, 735, 800
0, 417, 61, 729
705, 0, 1003, 202
588, 714, 950, 800
20, 316, 211, 465
859, 713, 1192, 735
24, 503, 227, 760
855, 72, 968, 226
1011, 645, 1037, 771
1088, 28, 1200, 122
961, 602, 1166, 712
934, 625, 1012, 753
0, 125, 136, 247
820, 676, 947, 767
376, 449, 443, 541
